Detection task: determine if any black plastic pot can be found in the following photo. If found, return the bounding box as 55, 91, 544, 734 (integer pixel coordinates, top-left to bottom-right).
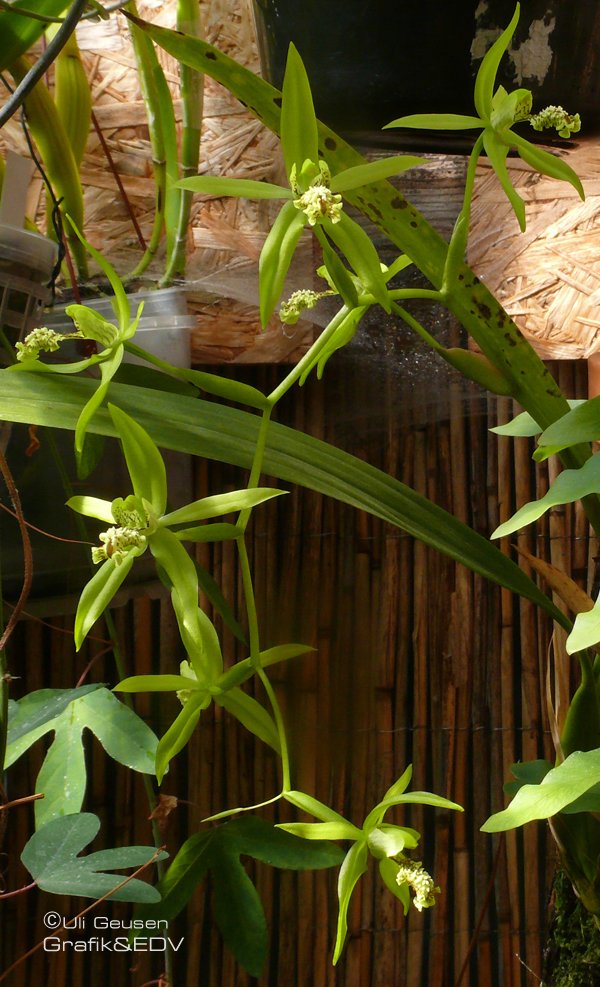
252, 0, 600, 139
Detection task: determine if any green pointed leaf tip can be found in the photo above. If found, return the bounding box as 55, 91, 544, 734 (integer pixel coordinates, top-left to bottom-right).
566, 599, 600, 655
536, 396, 600, 452
492, 453, 600, 540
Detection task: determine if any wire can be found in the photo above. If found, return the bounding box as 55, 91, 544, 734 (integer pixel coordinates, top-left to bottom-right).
0, 0, 88, 129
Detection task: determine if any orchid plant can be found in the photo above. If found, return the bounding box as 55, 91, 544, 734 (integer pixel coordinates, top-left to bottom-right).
1, 2, 598, 981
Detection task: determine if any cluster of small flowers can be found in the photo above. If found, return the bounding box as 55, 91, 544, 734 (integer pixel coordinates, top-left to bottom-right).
15, 327, 78, 362
294, 183, 343, 226
91, 526, 147, 566
291, 160, 343, 226
395, 858, 440, 911
279, 289, 332, 326
529, 104, 581, 138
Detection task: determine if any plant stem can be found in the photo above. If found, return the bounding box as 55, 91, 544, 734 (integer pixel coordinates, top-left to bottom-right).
266, 306, 349, 406
160, 0, 203, 286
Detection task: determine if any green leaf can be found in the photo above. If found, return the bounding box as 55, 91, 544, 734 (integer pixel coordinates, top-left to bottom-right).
536, 397, 600, 453
7, 687, 158, 828
280, 42, 319, 180
491, 411, 551, 437
176, 175, 291, 199
134, 817, 343, 973
155, 692, 207, 783
330, 156, 425, 193
73, 688, 157, 773
6, 685, 101, 754
474, 4, 520, 120
0, 0, 70, 71
122, 346, 269, 410
259, 200, 306, 327
0, 374, 569, 630
215, 688, 280, 752
492, 453, 600, 540
384, 113, 482, 131
22, 813, 165, 902
34, 718, 86, 828
74, 554, 137, 650
109, 404, 167, 513
481, 747, 600, 832
114, 361, 199, 398
333, 840, 369, 964
278, 821, 360, 841
160, 487, 284, 526
566, 599, 600, 655
504, 759, 552, 796
210, 839, 267, 976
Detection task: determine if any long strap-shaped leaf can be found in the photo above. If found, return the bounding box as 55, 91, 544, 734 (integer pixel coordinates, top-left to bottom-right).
0, 372, 569, 629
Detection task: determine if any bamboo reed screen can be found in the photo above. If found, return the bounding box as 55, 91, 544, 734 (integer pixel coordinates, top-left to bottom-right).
0, 353, 589, 987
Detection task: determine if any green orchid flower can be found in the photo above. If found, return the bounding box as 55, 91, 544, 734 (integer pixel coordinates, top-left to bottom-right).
68, 404, 284, 669
279, 765, 462, 963
385, 3, 584, 231
175, 42, 424, 326
114, 643, 313, 783
9, 225, 142, 458
279, 246, 414, 383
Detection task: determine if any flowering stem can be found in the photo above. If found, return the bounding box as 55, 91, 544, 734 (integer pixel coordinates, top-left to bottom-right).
267, 305, 350, 406
236, 535, 291, 793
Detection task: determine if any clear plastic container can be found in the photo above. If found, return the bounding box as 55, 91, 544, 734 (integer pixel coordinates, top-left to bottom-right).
42, 287, 195, 368
0, 225, 59, 342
